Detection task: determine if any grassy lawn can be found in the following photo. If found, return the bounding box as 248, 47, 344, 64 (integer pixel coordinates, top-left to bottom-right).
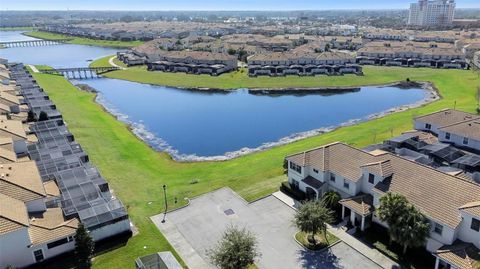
23, 31, 143, 48
295, 231, 339, 251
0, 26, 36, 31
355, 224, 435, 269
89, 55, 129, 69
29, 66, 479, 269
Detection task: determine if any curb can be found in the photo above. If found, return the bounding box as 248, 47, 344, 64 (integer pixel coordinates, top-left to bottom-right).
293, 231, 342, 253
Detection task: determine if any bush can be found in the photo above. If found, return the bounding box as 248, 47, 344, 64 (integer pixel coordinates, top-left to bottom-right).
280, 181, 306, 201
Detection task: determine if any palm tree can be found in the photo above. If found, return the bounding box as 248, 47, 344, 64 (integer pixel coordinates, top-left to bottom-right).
377, 192, 409, 244
390, 205, 430, 254
321, 191, 341, 210
294, 200, 334, 245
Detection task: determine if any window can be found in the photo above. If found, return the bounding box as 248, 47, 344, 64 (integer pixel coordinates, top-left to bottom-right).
425, 123, 432, 130
471, 218, 480, 232
289, 162, 302, 174
33, 249, 44, 262
47, 236, 74, 249
330, 174, 336, 182
313, 169, 319, 174
368, 173, 375, 184
343, 179, 350, 189
433, 222, 443, 235
445, 132, 450, 140
463, 137, 469, 145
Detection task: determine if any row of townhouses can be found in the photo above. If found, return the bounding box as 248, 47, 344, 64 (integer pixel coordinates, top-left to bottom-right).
357, 41, 467, 69
247, 51, 362, 77
0, 61, 130, 269
285, 109, 480, 269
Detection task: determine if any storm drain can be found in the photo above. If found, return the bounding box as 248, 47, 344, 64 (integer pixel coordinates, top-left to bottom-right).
224, 209, 235, 216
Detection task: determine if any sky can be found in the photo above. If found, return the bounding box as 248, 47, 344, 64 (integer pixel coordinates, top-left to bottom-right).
1, 0, 479, 11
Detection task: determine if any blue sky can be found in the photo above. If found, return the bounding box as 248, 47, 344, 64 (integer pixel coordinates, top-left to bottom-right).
2, 0, 479, 10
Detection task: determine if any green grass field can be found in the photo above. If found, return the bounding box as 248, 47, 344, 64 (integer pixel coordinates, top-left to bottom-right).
0, 26, 35, 31
23, 31, 143, 48
30, 66, 479, 269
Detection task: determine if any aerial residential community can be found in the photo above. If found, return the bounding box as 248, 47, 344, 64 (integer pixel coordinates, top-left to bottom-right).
0, 0, 479, 269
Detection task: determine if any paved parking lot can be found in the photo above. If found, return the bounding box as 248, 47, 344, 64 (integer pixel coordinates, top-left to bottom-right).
151, 188, 382, 269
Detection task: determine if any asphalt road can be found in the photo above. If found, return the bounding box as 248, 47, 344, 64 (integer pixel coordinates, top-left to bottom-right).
152, 188, 382, 269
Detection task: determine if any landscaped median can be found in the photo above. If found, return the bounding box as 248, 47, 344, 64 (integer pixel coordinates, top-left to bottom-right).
294, 231, 340, 251
23, 30, 143, 48
29, 65, 479, 269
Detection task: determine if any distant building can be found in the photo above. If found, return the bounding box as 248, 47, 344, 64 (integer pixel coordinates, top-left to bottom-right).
474, 51, 480, 69
408, 0, 456, 27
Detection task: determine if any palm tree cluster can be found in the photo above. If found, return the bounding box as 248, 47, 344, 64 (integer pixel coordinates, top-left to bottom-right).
377, 193, 431, 254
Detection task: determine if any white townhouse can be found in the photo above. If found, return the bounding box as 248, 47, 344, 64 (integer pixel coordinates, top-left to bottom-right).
414, 109, 480, 152
285, 142, 480, 269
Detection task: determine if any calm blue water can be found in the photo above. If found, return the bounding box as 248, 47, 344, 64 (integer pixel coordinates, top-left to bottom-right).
0, 31, 429, 159
0, 31, 39, 42
0, 32, 117, 68
81, 78, 428, 158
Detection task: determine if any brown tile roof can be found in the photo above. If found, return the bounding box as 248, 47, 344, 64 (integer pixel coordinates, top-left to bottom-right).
286, 142, 480, 228
0, 161, 46, 203
43, 180, 60, 198
439, 119, 480, 141
361, 160, 394, 177
286, 142, 377, 182
339, 194, 374, 216
415, 109, 479, 127
0, 193, 29, 235
436, 241, 480, 269
0, 117, 28, 139
459, 201, 480, 217
29, 208, 79, 245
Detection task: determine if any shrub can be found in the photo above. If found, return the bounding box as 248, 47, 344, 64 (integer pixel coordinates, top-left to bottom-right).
280, 181, 306, 201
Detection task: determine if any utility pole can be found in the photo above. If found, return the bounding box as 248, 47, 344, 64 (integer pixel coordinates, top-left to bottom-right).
161, 185, 168, 223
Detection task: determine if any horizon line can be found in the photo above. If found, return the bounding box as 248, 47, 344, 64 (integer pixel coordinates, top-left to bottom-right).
2, 7, 479, 12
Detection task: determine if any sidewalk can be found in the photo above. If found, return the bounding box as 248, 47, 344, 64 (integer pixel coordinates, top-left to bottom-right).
272, 191, 400, 269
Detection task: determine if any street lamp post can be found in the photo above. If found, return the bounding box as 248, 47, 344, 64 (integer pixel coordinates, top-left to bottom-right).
161, 184, 168, 223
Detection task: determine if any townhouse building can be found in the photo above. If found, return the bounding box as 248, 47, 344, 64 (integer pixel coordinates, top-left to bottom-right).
357, 41, 467, 69
414, 109, 480, 153
285, 141, 480, 269
248, 51, 362, 77
0, 62, 130, 268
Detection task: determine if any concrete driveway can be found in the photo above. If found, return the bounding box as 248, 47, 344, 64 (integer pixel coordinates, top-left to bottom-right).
151, 188, 382, 269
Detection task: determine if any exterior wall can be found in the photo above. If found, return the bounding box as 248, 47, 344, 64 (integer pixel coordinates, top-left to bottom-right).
360, 170, 379, 194
414, 119, 441, 135
427, 219, 456, 250
324, 172, 359, 197
26, 198, 47, 213
32, 238, 75, 262
89, 219, 131, 241
457, 211, 480, 248
438, 130, 480, 151
0, 228, 34, 269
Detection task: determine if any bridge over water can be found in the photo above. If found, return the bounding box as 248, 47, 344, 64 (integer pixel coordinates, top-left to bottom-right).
0, 39, 72, 48
39, 67, 120, 79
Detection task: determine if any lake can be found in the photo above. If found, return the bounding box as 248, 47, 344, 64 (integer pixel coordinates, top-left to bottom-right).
84, 78, 429, 160
1, 31, 432, 160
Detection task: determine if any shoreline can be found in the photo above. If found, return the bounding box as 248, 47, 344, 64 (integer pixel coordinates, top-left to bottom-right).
79, 80, 440, 163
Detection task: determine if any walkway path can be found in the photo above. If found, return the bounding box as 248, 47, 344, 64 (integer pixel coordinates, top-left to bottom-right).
108, 56, 126, 69
272, 191, 400, 269
28, 64, 39, 73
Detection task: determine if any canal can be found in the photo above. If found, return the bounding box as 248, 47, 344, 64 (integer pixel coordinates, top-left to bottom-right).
0, 31, 432, 160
